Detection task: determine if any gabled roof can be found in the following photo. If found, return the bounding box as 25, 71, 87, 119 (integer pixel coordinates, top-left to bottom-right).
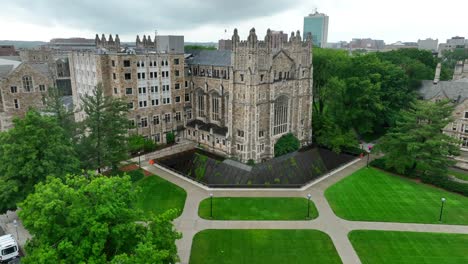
0, 65, 13, 79
30, 63, 52, 77
185, 50, 232, 67
419, 80, 468, 104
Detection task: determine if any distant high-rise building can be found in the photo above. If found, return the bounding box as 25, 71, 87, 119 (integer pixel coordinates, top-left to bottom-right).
418, 38, 438, 51
303, 11, 329, 48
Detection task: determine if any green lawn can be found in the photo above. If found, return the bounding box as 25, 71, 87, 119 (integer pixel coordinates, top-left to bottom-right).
325, 167, 468, 224
134, 175, 187, 218
449, 169, 468, 181
198, 197, 318, 220
190, 229, 342, 264
349, 230, 468, 264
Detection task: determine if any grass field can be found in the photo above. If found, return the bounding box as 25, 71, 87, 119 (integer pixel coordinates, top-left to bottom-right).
449, 169, 468, 181
198, 197, 318, 220
349, 230, 468, 264
325, 167, 468, 224
190, 229, 342, 264
134, 175, 187, 218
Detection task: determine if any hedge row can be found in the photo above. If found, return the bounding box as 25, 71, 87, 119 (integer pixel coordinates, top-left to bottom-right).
370, 158, 468, 196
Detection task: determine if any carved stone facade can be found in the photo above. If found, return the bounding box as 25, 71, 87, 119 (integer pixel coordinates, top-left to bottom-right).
69, 34, 189, 144
0, 62, 53, 131
185, 28, 313, 162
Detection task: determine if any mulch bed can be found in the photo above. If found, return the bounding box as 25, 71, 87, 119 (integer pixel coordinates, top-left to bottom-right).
119, 164, 152, 176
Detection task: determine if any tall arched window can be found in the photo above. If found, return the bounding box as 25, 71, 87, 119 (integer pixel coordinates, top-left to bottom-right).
273, 95, 289, 135
197, 92, 205, 117
211, 94, 220, 121
22, 76, 33, 92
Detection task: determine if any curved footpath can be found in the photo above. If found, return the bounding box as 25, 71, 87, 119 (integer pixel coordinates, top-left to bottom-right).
142, 158, 468, 264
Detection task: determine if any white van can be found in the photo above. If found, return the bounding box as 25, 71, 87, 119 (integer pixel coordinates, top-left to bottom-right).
0, 234, 19, 263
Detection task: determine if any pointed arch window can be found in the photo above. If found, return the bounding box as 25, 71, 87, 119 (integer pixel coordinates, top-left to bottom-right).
22, 76, 33, 92
273, 96, 289, 135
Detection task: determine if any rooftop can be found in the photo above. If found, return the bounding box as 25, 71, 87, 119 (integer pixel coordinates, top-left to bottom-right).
185, 50, 232, 67
419, 80, 468, 104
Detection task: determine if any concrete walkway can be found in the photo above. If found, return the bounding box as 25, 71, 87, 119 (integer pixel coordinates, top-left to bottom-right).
142, 158, 468, 264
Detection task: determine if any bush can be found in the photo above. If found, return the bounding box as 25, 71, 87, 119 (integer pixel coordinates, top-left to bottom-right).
247, 159, 255, 166
274, 133, 300, 157
128, 135, 158, 154
166, 132, 175, 144
370, 158, 468, 196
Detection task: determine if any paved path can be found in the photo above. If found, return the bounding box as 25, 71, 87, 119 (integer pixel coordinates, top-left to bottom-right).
142, 158, 468, 264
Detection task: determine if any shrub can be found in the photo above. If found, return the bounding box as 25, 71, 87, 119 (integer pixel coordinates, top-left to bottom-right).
247, 159, 255, 166
166, 132, 175, 144
274, 133, 300, 157
128, 135, 158, 154
128, 134, 145, 154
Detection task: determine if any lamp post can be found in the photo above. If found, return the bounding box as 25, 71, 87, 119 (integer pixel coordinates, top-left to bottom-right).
366, 145, 373, 168
138, 151, 141, 167
307, 194, 312, 219
13, 219, 19, 241
210, 193, 213, 218
439, 197, 446, 222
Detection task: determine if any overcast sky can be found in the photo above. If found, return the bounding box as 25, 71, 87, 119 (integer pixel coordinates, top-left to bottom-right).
1, 0, 467, 44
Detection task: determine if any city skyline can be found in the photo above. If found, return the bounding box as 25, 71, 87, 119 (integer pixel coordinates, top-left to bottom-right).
1, 0, 467, 44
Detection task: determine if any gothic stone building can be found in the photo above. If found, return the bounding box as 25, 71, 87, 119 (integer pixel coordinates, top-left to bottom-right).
0, 60, 53, 131
420, 79, 468, 169
185, 28, 313, 162
69, 34, 189, 144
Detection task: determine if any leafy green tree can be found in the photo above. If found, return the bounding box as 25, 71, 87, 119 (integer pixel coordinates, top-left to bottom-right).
19, 174, 181, 264
79, 84, 129, 172
274, 133, 300, 157
166, 131, 175, 144
0, 110, 79, 213
184, 45, 216, 51
128, 134, 158, 154
377, 100, 460, 177
43, 86, 77, 141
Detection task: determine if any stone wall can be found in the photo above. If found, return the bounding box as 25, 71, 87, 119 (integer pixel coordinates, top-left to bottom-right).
0, 63, 53, 130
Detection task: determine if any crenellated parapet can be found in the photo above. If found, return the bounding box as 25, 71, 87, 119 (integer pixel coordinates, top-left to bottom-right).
95, 33, 121, 51
136, 34, 157, 49
232, 28, 312, 53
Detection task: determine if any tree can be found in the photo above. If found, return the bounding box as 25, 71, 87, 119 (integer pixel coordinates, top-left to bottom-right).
274, 133, 300, 157
19, 174, 181, 264
128, 134, 158, 154
43, 86, 77, 140
78, 84, 129, 172
166, 131, 175, 144
377, 100, 460, 178
184, 45, 216, 52
0, 110, 79, 213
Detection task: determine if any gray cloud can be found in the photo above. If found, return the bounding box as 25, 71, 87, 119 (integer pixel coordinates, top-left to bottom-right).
8, 0, 303, 34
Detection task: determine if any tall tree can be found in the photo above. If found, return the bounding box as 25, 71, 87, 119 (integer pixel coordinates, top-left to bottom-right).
377, 100, 460, 177
0, 110, 79, 213
19, 174, 181, 264
79, 84, 129, 172
43, 86, 77, 140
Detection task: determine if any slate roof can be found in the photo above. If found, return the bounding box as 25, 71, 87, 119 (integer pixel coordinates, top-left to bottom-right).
185, 50, 232, 67
0, 65, 13, 79
419, 80, 468, 104
30, 63, 52, 77
0, 56, 21, 61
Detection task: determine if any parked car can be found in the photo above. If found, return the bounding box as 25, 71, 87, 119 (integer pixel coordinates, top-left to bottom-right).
0, 235, 19, 263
